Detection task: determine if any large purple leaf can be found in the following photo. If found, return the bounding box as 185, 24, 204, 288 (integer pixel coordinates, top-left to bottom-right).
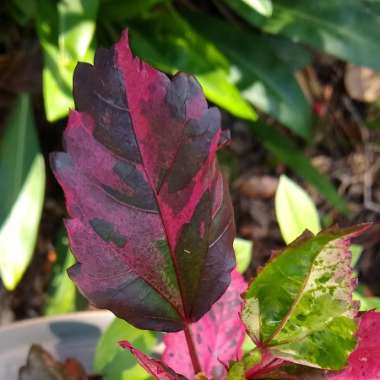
120, 341, 187, 380
163, 270, 247, 379
50, 30, 235, 332
329, 311, 380, 380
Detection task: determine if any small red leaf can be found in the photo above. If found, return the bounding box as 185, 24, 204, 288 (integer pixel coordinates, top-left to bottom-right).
329, 311, 380, 380
50, 30, 235, 332
120, 341, 188, 380
163, 270, 247, 379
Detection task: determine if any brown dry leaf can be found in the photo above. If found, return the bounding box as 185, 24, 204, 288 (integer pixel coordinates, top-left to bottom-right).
237, 175, 278, 199
345, 63, 380, 102
18, 345, 88, 380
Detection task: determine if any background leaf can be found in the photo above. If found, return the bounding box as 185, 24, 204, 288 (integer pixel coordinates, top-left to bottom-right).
99, 0, 168, 22
35, 0, 98, 121
233, 238, 253, 273
239, 0, 273, 16
353, 291, 380, 312
95, 318, 157, 380
44, 228, 86, 315
0, 94, 45, 290
242, 225, 370, 370
185, 12, 311, 137
248, 122, 347, 213
225, 0, 380, 71
129, 7, 256, 121
275, 174, 321, 244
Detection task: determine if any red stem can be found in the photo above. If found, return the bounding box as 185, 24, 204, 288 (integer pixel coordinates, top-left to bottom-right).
245, 358, 285, 379
184, 324, 202, 374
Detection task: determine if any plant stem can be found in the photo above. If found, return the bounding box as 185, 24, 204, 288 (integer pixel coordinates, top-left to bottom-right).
184, 324, 202, 374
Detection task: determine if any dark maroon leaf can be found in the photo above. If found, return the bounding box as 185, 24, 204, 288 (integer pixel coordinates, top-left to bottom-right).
120, 341, 188, 380
50, 30, 235, 332
163, 270, 247, 379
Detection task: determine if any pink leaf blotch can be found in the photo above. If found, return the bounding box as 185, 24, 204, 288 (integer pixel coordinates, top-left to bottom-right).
50, 30, 236, 332
329, 311, 380, 380
120, 341, 188, 380
163, 270, 247, 379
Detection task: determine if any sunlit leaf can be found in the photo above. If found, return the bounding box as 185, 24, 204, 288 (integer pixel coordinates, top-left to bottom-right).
353, 288, 380, 312
242, 225, 370, 370
275, 174, 321, 244
240, 0, 273, 16
350, 244, 363, 267
129, 7, 256, 121
0, 94, 45, 290
233, 238, 253, 273
185, 12, 311, 137
35, 0, 98, 121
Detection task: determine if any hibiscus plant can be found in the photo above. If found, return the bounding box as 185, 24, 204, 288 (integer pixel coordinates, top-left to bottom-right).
50, 30, 379, 380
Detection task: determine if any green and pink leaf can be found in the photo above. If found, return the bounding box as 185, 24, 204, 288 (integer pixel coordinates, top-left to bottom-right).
242, 225, 371, 370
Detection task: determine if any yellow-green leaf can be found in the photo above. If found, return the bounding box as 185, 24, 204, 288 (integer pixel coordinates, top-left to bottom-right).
95, 318, 156, 380
275, 174, 321, 244
233, 238, 253, 273
36, 0, 98, 121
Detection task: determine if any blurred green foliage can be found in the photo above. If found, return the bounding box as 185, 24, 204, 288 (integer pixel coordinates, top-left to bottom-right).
1, 0, 380, 291
0, 94, 45, 290
44, 228, 87, 315
95, 317, 158, 380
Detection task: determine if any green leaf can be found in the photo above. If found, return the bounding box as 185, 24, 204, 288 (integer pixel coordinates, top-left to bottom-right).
242, 225, 370, 370
275, 174, 321, 244
249, 122, 347, 213
0, 94, 45, 290
263, 34, 311, 71
233, 238, 253, 273
129, 7, 256, 121
94, 318, 157, 380
245, 0, 273, 16
224, 0, 380, 71
353, 291, 380, 312
185, 12, 311, 138
227, 349, 262, 380
44, 229, 86, 315
350, 244, 363, 267
35, 0, 98, 121
99, 0, 168, 21
9, 0, 36, 25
